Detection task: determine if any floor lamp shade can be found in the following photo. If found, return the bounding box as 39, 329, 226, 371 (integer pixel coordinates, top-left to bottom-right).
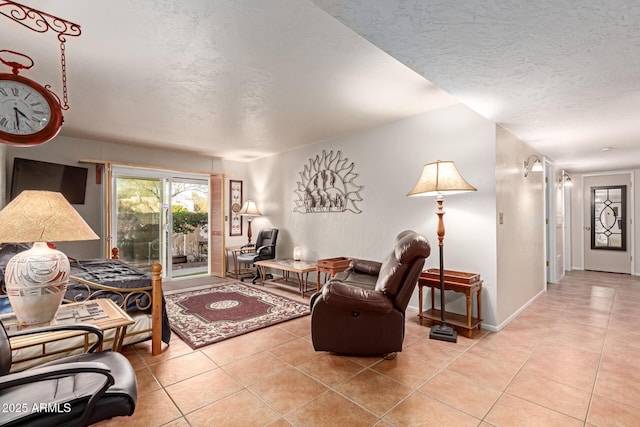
0, 191, 99, 324
407, 160, 477, 197
408, 161, 476, 343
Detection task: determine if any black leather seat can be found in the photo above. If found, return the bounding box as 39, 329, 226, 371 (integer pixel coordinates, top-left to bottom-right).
0, 322, 137, 426
237, 228, 279, 284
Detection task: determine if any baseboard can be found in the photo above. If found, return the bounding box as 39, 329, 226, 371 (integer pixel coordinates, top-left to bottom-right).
493, 288, 546, 331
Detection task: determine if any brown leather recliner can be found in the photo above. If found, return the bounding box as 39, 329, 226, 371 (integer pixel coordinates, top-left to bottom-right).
310, 230, 431, 356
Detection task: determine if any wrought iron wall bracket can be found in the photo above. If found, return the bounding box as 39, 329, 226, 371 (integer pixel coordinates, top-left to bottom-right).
0, 0, 81, 41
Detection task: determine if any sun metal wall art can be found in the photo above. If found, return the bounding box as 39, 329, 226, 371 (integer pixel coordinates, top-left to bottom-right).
294, 150, 363, 214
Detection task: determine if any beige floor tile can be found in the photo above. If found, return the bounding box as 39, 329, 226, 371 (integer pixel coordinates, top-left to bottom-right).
121, 345, 146, 370
269, 336, 320, 366
222, 351, 291, 386
506, 372, 591, 419
485, 394, 583, 427
531, 340, 601, 369
334, 369, 412, 416
135, 332, 194, 363
267, 418, 294, 427
477, 329, 542, 353
250, 368, 328, 414
465, 337, 532, 369
587, 394, 640, 426
186, 389, 280, 427
278, 316, 312, 337
383, 391, 480, 426
250, 324, 300, 349
149, 350, 217, 386
165, 367, 244, 414
446, 352, 519, 391
370, 351, 443, 388
402, 336, 464, 366
134, 366, 162, 396
519, 351, 597, 391
558, 310, 610, 329
286, 390, 378, 427
421, 369, 502, 419
160, 418, 190, 427
297, 353, 365, 387
593, 360, 640, 409
199, 334, 263, 365
94, 389, 182, 427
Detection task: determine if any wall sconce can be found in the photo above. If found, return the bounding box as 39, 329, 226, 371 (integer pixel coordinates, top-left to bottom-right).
560, 171, 573, 187
523, 155, 544, 177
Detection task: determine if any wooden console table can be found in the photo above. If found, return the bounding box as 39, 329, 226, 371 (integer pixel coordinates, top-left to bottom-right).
418, 269, 483, 338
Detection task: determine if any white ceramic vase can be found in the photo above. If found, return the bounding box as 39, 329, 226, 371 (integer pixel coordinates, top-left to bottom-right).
4, 242, 69, 324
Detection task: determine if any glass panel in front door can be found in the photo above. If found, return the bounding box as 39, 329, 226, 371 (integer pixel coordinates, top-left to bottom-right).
591, 185, 626, 251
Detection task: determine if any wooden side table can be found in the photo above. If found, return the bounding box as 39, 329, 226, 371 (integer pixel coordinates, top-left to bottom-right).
225, 245, 255, 278
3, 299, 134, 367
417, 270, 483, 338
316, 257, 351, 291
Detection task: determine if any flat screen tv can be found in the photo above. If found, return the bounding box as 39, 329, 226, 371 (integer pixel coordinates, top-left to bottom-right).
10, 158, 88, 204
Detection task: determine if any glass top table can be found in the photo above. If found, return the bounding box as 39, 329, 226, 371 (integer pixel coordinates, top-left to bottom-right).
254, 259, 317, 297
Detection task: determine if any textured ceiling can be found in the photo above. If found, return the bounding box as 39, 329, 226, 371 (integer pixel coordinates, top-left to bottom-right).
313, 0, 640, 173
1, 1, 639, 172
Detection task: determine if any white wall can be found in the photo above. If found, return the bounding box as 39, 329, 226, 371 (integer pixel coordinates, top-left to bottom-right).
3, 136, 246, 259
248, 104, 501, 327
495, 127, 546, 328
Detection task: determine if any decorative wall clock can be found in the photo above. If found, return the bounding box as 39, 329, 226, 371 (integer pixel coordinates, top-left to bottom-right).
229, 180, 243, 236
0, 70, 63, 146
0, 1, 82, 146
293, 150, 364, 214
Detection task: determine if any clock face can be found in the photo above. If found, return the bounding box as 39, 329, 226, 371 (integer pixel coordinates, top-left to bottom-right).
0, 74, 63, 146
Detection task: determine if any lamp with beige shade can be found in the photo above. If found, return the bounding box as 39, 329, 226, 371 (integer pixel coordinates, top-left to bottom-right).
0, 190, 99, 324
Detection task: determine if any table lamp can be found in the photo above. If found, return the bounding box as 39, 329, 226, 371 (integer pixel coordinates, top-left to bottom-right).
0, 190, 99, 324
407, 160, 477, 343
238, 200, 262, 245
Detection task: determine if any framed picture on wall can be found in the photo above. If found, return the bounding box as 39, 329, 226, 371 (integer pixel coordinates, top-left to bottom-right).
229, 180, 243, 236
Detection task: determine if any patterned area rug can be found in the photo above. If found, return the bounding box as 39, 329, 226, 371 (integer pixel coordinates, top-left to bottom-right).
165, 282, 310, 349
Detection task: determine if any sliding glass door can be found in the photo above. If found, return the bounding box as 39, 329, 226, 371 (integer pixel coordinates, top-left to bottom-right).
169, 178, 209, 278
111, 167, 209, 279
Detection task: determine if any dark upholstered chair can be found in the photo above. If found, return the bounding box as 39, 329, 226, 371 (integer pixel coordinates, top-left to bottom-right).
0, 322, 137, 426
310, 230, 431, 357
237, 228, 279, 284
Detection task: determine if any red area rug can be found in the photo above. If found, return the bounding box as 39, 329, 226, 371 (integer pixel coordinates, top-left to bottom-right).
165, 282, 310, 349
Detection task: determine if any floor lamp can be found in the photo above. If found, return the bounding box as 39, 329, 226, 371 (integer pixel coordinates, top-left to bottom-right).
407, 160, 477, 343
238, 200, 262, 245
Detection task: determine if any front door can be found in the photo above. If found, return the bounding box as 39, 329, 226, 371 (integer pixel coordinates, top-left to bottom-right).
583, 173, 632, 274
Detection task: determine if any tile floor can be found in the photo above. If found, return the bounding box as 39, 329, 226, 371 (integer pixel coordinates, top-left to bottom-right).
95, 270, 640, 426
